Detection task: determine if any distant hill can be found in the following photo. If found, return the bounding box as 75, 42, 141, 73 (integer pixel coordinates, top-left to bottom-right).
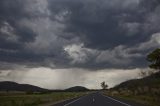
0, 81, 49, 92
109, 72, 160, 106
112, 71, 160, 91
65, 86, 89, 92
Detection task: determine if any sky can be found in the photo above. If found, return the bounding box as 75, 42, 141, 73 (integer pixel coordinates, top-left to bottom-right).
0, 0, 160, 89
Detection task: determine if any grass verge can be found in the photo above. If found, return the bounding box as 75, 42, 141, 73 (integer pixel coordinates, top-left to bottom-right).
103, 91, 160, 106
0, 92, 88, 106
113, 94, 159, 106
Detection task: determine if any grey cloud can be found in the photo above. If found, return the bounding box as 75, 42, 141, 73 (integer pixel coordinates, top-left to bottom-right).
64, 33, 160, 69
0, 68, 142, 89
48, 0, 144, 49
0, 0, 46, 69
0, 0, 160, 70
49, 0, 160, 49
96, 33, 160, 68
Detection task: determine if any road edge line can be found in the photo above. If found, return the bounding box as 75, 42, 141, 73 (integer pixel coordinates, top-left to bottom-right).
101, 94, 132, 106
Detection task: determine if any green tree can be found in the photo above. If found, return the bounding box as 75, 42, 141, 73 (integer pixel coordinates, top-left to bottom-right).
101, 81, 108, 90
147, 48, 160, 71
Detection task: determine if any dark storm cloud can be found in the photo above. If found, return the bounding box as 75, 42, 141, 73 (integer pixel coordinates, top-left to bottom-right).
0, 0, 42, 69
0, 0, 37, 47
49, 0, 160, 49
48, 0, 160, 69
0, 0, 160, 70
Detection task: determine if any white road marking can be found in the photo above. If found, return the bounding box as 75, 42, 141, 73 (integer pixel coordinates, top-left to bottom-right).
101, 94, 132, 106
64, 95, 88, 106
93, 98, 95, 102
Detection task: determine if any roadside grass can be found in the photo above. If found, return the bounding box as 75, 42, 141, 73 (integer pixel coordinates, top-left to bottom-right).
103, 72, 160, 106
0, 92, 88, 106
112, 94, 160, 106
103, 91, 160, 106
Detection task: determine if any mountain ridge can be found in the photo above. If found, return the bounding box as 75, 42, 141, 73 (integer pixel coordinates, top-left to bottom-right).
0, 81, 90, 92
65, 86, 89, 92
112, 71, 160, 91
0, 81, 49, 92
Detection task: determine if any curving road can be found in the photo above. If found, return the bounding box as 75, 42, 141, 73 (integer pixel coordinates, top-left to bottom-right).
52, 92, 145, 106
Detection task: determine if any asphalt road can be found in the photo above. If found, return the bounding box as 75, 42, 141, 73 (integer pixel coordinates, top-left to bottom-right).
52, 92, 144, 106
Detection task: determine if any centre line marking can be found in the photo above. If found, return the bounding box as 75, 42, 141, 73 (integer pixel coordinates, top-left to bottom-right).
64, 94, 89, 106
93, 98, 95, 102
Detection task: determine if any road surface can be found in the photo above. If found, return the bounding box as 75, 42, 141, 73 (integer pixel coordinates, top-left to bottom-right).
52, 92, 145, 106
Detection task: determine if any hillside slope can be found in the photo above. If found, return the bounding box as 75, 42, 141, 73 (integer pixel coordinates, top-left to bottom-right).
113, 71, 160, 92
107, 72, 160, 106
0, 81, 49, 92
65, 86, 89, 92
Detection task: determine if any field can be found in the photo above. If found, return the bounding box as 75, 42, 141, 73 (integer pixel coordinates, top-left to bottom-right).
0, 91, 88, 106
103, 90, 160, 106
102, 72, 160, 106
114, 94, 159, 106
